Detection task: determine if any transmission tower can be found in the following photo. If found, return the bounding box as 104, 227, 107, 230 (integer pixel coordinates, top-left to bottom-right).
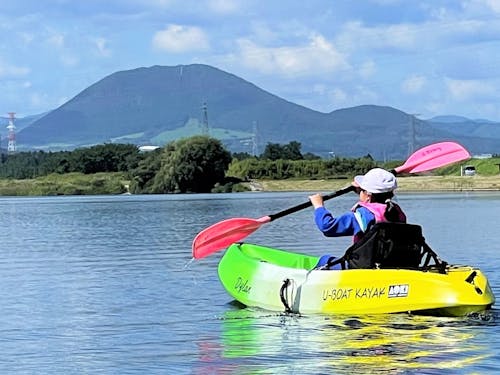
201, 102, 209, 135
251, 121, 259, 156
6, 112, 16, 153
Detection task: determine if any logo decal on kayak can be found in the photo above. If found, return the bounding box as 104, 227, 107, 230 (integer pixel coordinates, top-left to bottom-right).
235, 277, 252, 294
388, 284, 409, 298
322, 287, 386, 301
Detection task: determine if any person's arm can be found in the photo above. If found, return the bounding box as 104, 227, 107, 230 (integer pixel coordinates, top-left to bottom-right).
313, 206, 360, 237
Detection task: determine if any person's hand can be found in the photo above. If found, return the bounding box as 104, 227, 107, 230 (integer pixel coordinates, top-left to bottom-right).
309, 193, 324, 209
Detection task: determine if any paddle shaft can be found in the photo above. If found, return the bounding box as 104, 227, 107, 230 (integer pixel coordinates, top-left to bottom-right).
268, 167, 400, 221
268, 185, 355, 221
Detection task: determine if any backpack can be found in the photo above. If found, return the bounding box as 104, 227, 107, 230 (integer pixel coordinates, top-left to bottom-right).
324, 222, 446, 271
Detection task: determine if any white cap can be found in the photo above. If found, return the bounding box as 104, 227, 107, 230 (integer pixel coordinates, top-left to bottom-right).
354, 168, 397, 194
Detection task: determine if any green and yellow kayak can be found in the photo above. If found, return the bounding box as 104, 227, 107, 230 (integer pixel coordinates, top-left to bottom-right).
218, 243, 495, 316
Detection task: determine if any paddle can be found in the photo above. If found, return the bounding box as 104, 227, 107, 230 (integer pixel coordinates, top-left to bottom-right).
192, 141, 470, 259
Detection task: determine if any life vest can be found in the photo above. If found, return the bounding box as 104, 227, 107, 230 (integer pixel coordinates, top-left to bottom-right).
352, 201, 406, 242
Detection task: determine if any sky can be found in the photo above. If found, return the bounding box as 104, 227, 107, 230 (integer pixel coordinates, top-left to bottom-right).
1, 0, 500, 123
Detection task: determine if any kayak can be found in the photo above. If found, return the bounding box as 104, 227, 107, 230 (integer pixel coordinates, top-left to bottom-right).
217, 242, 495, 316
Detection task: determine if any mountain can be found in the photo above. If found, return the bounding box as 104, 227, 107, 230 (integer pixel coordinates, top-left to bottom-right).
429, 115, 498, 124
428, 115, 471, 123
427, 117, 500, 142
17, 64, 500, 159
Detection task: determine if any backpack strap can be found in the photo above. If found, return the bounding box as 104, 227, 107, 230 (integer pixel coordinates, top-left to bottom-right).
420, 241, 448, 273
325, 256, 347, 270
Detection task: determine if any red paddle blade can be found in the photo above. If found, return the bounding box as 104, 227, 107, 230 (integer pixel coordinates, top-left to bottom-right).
192, 216, 271, 259
395, 142, 470, 174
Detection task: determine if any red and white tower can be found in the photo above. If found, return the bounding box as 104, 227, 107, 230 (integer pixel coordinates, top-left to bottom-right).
7, 112, 16, 153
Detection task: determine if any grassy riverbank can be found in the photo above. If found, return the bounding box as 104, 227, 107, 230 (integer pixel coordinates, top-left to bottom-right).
1, 172, 499, 196
246, 157, 500, 192
249, 174, 500, 192
0, 172, 128, 196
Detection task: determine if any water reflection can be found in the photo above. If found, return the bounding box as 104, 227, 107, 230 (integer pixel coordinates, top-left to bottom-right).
195, 307, 498, 374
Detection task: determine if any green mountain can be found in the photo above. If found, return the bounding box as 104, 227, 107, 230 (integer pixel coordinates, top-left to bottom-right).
17, 64, 500, 159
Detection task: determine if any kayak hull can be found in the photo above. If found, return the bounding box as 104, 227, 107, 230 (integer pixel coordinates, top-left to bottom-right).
217, 243, 495, 316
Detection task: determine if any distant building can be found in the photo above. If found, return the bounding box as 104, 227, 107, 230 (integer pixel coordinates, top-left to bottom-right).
473, 153, 493, 159
139, 145, 160, 152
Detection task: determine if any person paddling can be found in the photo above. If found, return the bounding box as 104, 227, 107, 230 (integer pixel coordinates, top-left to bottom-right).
309, 168, 406, 269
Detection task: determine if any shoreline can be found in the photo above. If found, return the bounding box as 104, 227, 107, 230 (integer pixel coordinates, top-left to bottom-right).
247, 175, 500, 192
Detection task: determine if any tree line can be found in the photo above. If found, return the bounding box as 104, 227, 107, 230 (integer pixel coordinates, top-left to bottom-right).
0, 137, 380, 194
0, 143, 141, 179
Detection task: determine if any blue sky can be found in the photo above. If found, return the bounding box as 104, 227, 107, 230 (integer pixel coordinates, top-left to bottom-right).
1, 0, 500, 122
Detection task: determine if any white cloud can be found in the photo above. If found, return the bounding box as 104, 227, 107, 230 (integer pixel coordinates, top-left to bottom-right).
236, 34, 350, 76
208, 0, 240, 14
60, 54, 79, 67
94, 37, 112, 57
19, 32, 35, 45
309, 83, 379, 111
336, 18, 496, 55
445, 78, 495, 100
337, 21, 418, 51
249, 22, 280, 44
484, 0, 500, 12
352, 85, 379, 104
47, 32, 65, 48
369, 0, 402, 4
143, 0, 175, 8
402, 75, 427, 94
144, 0, 241, 14
312, 83, 327, 96
330, 87, 348, 102
359, 60, 376, 79
463, 0, 500, 13
152, 24, 210, 53
0, 60, 30, 78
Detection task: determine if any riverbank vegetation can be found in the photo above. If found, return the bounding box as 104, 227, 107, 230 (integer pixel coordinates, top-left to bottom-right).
0, 172, 127, 196
0, 136, 499, 195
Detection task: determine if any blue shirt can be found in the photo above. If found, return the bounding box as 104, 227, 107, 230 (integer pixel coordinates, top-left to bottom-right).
313, 206, 376, 237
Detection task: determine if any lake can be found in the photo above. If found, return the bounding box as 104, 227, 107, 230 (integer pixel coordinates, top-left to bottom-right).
0, 191, 499, 374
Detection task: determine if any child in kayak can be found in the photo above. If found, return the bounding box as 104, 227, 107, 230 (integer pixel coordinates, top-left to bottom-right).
309, 168, 406, 269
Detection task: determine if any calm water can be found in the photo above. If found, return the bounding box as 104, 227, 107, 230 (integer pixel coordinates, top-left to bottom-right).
0, 192, 499, 374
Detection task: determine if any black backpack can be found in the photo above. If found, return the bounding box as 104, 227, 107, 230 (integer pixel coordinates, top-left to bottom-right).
324, 222, 446, 271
